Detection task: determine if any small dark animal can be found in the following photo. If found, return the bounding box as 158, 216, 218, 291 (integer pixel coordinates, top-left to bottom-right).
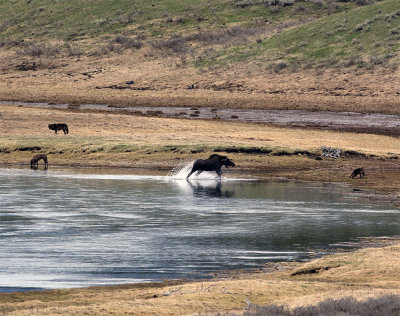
187, 154, 235, 179
350, 168, 365, 179
30, 154, 48, 169
48, 123, 69, 135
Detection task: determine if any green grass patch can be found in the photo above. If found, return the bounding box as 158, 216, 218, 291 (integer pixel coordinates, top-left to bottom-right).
203, 0, 400, 69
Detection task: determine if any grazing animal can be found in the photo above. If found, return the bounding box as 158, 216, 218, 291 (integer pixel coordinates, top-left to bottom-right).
48, 123, 69, 135
187, 154, 235, 179
350, 168, 365, 179
30, 154, 48, 169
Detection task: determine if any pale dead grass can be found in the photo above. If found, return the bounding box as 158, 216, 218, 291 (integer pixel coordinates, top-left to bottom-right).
1, 105, 399, 156
1, 50, 400, 114
2, 243, 400, 315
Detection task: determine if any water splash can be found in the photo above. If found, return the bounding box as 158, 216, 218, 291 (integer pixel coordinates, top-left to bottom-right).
167, 160, 222, 180
167, 160, 194, 180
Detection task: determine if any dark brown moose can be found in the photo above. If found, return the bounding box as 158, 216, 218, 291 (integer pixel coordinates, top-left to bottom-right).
187, 154, 235, 179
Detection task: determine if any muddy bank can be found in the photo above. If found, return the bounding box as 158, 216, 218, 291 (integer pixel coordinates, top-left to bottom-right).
2, 101, 400, 136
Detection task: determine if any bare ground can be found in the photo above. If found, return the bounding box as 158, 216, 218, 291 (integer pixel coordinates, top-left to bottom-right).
1, 50, 400, 115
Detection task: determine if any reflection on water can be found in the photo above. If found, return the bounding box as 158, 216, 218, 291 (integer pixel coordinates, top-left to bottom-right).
0, 167, 399, 291
187, 180, 235, 198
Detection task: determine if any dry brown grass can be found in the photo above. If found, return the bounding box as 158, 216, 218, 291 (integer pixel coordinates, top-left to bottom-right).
2, 105, 399, 154
1, 50, 400, 114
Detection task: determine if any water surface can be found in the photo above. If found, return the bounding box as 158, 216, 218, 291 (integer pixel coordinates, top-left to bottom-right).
0, 167, 399, 291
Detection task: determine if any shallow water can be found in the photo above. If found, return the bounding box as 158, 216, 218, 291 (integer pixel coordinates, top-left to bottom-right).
0, 167, 399, 292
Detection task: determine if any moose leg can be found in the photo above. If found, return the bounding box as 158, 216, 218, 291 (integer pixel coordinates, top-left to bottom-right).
216, 169, 222, 179
195, 170, 203, 176
187, 167, 197, 179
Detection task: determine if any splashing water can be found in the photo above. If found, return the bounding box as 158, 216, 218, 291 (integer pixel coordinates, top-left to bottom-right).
167, 159, 224, 180
167, 160, 194, 180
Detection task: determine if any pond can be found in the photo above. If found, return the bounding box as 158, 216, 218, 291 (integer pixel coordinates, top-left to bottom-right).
0, 167, 399, 292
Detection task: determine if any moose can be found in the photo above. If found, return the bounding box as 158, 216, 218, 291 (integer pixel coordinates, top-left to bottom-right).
30, 154, 48, 169
350, 168, 365, 179
48, 123, 69, 135
187, 154, 235, 179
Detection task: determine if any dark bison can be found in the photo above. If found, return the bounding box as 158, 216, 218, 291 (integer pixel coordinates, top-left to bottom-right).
30, 154, 48, 169
49, 123, 69, 134
350, 168, 365, 179
187, 154, 235, 179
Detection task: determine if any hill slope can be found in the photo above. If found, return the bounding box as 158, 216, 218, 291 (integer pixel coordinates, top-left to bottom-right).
0, 0, 399, 114
2, 0, 398, 69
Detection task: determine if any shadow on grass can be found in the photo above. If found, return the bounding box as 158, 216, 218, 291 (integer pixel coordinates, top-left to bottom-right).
215, 295, 400, 316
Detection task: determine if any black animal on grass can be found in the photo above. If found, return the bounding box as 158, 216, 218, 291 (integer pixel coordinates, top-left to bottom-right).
49, 123, 68, 135
350, 167, 365, 179
187, 154, 235, 179
30, 154, 48, 169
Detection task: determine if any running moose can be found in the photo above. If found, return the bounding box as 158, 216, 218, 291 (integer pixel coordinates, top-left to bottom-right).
187, 154, 235, 179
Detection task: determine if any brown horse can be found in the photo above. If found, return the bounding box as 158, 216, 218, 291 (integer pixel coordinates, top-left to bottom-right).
30, 154, 48, 169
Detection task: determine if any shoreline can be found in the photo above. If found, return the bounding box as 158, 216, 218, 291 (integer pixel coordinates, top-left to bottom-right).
1, 237, 400, 315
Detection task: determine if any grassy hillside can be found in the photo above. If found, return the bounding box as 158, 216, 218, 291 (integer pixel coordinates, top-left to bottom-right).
206, 0, 400, 70
2, 0, 398, 71
0, 0, 358, 41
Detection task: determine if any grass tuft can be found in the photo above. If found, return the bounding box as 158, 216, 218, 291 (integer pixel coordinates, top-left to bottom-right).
242, 295, 400, 316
